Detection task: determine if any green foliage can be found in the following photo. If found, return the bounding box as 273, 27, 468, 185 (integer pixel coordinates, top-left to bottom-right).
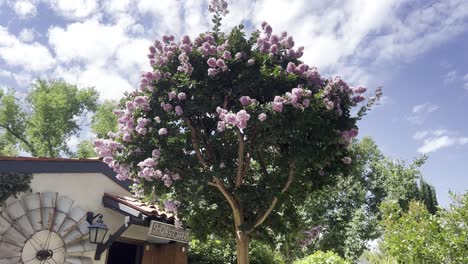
361, 251, 397, 264
377, 194, 468, 264
76, 140, 97, 158
0, 80, 98, 157
250, 242, 285, 264
91, 100, 118, 138
274, 137, 438, 261
0, 172, 32, 206
189, 238, 283, 264
189, 238, 236, 264
0, 132, 18, 156
293, 251, 350, 264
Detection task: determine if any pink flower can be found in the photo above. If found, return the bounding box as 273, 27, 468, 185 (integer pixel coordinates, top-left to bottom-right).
235, 52, 242, 60
269, 44, 278, 54
216, 59, 225, 68
175, 105, 183, 116
168, 91, 177, 100
239, 96, 252, 106
272, 101, 283, 112
247, 59, 255, 66
258, 113, 267, 121
123, 133, 131, 142
302, 99, 310, 108
177, 92, 187, 100
181, 35, 191, 44
152, 149, 160, 158
208, 68, 217, 76
154, 116, 161, 123
217, 121, 226, 131
264, 24, 272, 35
207, 57, 217, 67
161, 103, 173, 112
353, 86, 367, 94
158, 128, 168, 135
222, 51, 231, 60
286, 62, 296, 74
136, 127, 147, 135
225, 113, 237, 125
352, 95, 366, 103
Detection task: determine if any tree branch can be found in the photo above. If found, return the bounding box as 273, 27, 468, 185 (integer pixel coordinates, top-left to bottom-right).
235, 128, 246, 188
209, 176, 242, 226
183, 117, 208, 168
0, 123, 36, 156
250, 161, 296, 231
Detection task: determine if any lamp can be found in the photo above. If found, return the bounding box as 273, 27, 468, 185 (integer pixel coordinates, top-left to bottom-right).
86, 212, 137, 260
88, 214, 108, 244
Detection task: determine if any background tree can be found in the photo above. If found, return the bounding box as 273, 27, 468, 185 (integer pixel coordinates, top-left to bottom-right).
76, 100, 118, 158
94, 1, 382, 263
369, 192, 467, 264
269, 138, 438, 262
0, 80, 98, 157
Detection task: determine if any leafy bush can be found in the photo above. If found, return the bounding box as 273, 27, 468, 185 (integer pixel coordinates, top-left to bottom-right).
294, 251, 350, 264
0, 172, 32, 206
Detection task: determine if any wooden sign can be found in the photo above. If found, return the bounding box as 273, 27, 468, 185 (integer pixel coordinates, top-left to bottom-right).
148, 221, 189, 243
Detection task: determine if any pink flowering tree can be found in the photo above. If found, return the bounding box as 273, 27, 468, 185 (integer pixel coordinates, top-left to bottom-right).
94, 1, 381, 263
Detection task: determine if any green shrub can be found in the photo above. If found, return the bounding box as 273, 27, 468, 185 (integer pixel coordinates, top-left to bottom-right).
294, 251, 350, 264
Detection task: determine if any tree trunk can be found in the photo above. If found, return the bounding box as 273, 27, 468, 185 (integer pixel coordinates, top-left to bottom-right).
236, 231, 250, 264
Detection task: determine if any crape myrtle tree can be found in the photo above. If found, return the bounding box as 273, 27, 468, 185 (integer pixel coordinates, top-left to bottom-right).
94, 1, 382, 263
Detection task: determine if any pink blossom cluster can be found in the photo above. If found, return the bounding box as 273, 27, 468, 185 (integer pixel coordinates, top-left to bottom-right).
208, 0, 229, 16
163, 200, 179, 214
93, 139, 122, 157
136, 154, 181, 186
286, 62, 322, 86
203, 38, 230, 76
257, 22, 304, 60
299, 225, 323, 247
93, 139, 130, 180
322, 76, 356, 116
216, 107, 251, 131
160, 90, 186, 117
367, 87, 383, 107
114, 96, 151, 142
270, 86, 313, 112
341, 128, 358, 144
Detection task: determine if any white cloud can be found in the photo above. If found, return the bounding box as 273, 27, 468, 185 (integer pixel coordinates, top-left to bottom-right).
0, 26, 55, 72
414, 130, 468, 154
18, 28, 35, 42
407, 102, 439, 125
48, 0, 98, 19
12, 0, 37, 18
47, 18, 150, 99
49, 19, 127, 63
444, 70, 457, 85
0, 69, 33, 87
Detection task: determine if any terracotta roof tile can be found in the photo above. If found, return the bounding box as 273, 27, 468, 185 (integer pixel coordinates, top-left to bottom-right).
103, 193, 176, 221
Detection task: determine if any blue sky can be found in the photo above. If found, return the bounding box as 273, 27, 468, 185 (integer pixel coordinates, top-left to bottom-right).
0, 0, 467, 206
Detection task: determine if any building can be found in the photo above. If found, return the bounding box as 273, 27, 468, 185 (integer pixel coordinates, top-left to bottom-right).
0, 157, 188, 264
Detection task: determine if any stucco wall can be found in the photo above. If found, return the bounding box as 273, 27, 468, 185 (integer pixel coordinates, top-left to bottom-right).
28, 172, 149, 263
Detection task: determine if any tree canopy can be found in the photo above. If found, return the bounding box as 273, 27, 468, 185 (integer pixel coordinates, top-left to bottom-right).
94, 1, 381, 263
0, 79, 98, 157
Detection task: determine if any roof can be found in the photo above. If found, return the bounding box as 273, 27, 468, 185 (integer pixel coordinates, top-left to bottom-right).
0, 156, 131, 190
103, 193, 176, 224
